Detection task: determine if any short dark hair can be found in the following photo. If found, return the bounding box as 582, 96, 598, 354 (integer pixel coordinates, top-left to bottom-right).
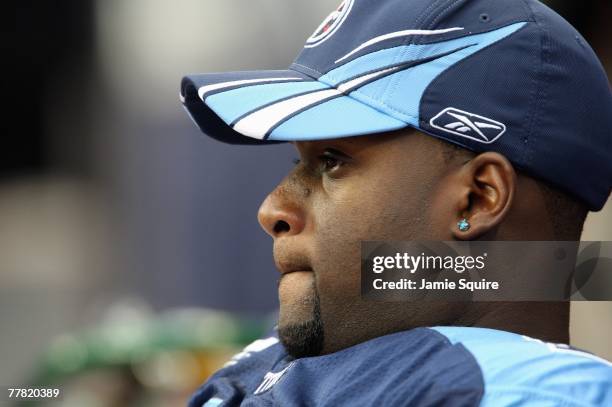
536, 181, 588, 240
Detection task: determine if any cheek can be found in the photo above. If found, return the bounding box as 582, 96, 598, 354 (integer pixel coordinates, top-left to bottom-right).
324, 175, 429, 239
310, 172, 434, 298
309, 197, 363, 304
307, 190, 398, 304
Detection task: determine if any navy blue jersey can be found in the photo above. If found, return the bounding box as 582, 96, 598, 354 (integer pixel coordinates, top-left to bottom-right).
189, 327, 612, 406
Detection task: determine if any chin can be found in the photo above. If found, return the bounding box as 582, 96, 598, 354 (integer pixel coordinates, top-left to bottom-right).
277, 291, 324, 359
278, 319, 324, 359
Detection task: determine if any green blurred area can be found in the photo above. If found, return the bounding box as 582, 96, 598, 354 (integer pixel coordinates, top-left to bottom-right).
18, 307, 271, 407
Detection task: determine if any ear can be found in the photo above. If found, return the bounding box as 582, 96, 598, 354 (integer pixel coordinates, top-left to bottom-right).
447, 152, 516, 239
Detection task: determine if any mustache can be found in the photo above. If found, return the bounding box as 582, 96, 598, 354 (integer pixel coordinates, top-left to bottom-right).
273, 242, 313, 274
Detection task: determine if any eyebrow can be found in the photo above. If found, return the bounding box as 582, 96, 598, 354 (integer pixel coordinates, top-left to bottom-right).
294, 140, 357, 158
323, 147, 353, 160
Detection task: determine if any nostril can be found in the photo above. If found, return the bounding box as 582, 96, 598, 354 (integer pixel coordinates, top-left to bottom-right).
273, 220, 291, 235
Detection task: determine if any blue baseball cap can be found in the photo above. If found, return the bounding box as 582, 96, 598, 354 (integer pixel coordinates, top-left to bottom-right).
180, 0, 612, 211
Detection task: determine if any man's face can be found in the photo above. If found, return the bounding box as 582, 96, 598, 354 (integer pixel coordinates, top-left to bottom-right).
258, 130, 464, 357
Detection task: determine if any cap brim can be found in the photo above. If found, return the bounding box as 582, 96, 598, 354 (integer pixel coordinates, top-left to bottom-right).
181, 69, 407, 145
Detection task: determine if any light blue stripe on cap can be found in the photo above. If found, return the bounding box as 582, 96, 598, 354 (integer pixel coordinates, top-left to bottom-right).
320, 22, 526, 88
206, 81, 327, 124
268, 96, 406, 140
321, 41, 470, 87
349, 22, 527, 126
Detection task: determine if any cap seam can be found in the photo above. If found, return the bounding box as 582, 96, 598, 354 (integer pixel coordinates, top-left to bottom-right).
289, 63, 322, 79
348, 89, 416, 123
378, 0, 454, 101
521, 0, 548, 170
415, 0, 449, 29
388, 0, 536, 109
410, 0, 453, 48
425, 0, 467, 30
378, 0, 461, 103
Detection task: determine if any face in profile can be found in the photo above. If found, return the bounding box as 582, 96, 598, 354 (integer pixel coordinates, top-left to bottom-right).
257, 130, 470, 358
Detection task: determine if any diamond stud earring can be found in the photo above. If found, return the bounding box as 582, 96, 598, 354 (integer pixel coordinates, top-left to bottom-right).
457, 218, 470, 232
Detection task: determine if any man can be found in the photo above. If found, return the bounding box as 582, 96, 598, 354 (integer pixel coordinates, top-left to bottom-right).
180, 0, 612, 405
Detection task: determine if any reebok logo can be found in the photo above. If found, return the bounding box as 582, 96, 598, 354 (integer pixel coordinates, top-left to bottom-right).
254, 362, 294, 395
430, 108, 506, 144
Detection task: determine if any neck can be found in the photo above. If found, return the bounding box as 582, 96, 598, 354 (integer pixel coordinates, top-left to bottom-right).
458, 302, 570, 343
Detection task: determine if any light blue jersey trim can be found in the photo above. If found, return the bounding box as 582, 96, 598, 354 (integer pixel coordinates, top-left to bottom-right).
202, 397, 223, 407
431, 327, 612, 407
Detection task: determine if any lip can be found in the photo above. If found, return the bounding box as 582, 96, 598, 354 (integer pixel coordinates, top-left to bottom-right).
273, 242, 313, 275
274, 255, 313, 276
280, 268, 313, 276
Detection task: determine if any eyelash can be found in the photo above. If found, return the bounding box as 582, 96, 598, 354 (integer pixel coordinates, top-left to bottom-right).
319, 154, 342, 172
292, 154, 344, 173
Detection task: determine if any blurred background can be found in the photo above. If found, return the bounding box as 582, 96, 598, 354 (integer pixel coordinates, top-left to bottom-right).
3, 0, 612, 405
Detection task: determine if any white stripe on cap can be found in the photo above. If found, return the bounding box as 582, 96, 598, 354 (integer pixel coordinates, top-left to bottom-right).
334, 27, 464, 63
197, 77, 303, 100
232, 65, 401, 139
233, 89, 341, 139
337, 65, 400, 92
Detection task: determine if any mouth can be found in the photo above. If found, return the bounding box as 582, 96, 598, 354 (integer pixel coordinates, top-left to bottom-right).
281, 268, 313, 275
275, 254, 313, 276
273, 242, 313, 277
278, 269, 314, 286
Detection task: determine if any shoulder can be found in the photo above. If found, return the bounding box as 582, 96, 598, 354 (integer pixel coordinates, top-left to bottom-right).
190, 327, 612, 406
285, 328, 486, 406
188, 335, 289, 406
192, 328, 485, 406
431, 326, 612, 407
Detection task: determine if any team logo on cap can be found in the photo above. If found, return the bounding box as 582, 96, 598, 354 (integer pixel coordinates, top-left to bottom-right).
305, 0, 354, 48
430, 107, 506, 144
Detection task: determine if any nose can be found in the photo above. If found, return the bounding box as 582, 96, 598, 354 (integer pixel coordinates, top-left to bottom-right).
257, 186, 306, 238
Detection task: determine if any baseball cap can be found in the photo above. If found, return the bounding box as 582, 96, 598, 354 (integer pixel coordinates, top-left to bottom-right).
180, 0, 612, 211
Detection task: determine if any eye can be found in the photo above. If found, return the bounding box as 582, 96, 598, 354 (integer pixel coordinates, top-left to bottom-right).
321, 156, 339, 171
292, 158, 301, 166
318, 151, 345, 173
